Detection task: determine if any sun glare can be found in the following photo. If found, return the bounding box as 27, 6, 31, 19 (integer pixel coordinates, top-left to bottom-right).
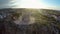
12, 0, 60, 10
13, 0, 48, 9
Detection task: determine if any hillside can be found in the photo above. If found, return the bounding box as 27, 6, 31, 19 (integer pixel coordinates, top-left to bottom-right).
0, 8, 60, 34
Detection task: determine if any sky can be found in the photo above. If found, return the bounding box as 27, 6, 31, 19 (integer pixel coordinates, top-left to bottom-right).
0, 0, 60, 10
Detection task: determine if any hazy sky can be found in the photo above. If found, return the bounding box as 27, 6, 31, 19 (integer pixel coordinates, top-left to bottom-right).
0, 0, 60, 10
